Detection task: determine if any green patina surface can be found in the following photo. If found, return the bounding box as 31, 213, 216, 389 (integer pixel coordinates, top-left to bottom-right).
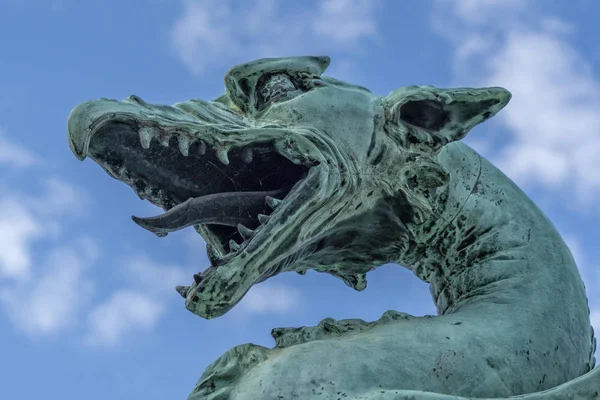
68, 56, 598, 399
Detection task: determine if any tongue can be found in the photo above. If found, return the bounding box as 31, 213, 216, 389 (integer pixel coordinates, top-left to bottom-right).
132, 187, 288, 236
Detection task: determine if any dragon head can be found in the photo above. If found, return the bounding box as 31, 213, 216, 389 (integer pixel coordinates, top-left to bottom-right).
67, 56, 510, 319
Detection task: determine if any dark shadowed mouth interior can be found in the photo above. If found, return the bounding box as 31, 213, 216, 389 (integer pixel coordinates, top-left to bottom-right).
87, 121, 310, 256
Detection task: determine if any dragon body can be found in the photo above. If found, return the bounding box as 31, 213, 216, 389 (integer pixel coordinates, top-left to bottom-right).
67, 56, 598, 399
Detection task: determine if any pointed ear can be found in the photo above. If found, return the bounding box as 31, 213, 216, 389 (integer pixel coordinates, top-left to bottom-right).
382, 85, 511, 149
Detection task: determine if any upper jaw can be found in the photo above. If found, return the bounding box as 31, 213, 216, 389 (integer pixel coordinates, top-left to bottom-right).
67, 96, 220, 161
67, 95, 325, 173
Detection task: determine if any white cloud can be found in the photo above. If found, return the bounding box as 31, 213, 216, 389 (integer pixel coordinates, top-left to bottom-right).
26, 177, 91, 218
0, 137, 182, 346
0, 176, 93, 281
0, 128, 39, 168
84, 254, 302, 344
122, 254, 189, 295
84, 255, 189, 347
0, 240, 96, 336
540, 17, 575, 36
451, 0, 528, 26
170, 0, 379, 75
0, 199, 43, 280
485, 32, 600, 200
238, 283, 301, 314
312, 0, 379, 43
0, 130, 98, 337
84, 290, 164, 347
433, 1, 600, 209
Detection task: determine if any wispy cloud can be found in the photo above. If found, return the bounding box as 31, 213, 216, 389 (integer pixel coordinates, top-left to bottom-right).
0, 128, 188, 346
84, 289, 164, 347
0, 130, 97, 337
84, 254, 189, 347
312, 0, 379, 43
0, 128, 39, 168
449, 0, 528, 26
169, 0, 380, 75
26, 177, 91, 219
238, 283, 301, 314
0, 199, 43, 280
0, 176, 92, 282
433, 0, 600, 209
122, 254, 189, 295
0, 238, 97, 336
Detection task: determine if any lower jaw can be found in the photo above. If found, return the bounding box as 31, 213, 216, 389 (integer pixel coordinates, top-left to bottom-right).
185, 166, 326, 319
184, 263, 250, 319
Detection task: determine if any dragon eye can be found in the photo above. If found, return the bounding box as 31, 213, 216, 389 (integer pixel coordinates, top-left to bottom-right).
255, 73, 302, 111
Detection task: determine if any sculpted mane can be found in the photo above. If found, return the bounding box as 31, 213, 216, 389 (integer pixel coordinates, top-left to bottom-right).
67, 55, 598, 400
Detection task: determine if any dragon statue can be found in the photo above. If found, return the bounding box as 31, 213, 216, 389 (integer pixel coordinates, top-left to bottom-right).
67, 56, 599, 399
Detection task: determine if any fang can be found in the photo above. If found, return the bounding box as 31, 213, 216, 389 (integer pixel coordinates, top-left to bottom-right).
215, 146, 230, 165
229, 240, 241, 251
265, 196, 282, 209
258, 214, 270, 225
139, 127, 154, 149
178, 136, 190, 156
237, 224, 254, 240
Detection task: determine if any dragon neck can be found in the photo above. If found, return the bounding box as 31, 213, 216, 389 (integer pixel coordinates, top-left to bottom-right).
399, 142, 588, 318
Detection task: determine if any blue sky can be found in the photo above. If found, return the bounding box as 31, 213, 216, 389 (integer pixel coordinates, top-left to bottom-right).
1, 0, 599, 399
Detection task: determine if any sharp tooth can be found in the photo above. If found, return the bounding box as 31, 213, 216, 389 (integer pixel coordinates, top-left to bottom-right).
193, 273, 202, 284
265, 196, 283, 209
215, 146, 230, 165
198, 140, 207, 155
258, 213, 270, 225
178, 136, 190, 156
175, 285, 190, 298
206, 243, 221, 264
229, 240, 241, 252
159, 134, 171, 147
139, 127, 155, 149
237, 224, 254, 240
241, 147, 253, 163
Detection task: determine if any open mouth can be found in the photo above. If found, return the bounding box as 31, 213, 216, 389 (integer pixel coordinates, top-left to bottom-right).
92, 122, 309, 251
68, 97, 320, 317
